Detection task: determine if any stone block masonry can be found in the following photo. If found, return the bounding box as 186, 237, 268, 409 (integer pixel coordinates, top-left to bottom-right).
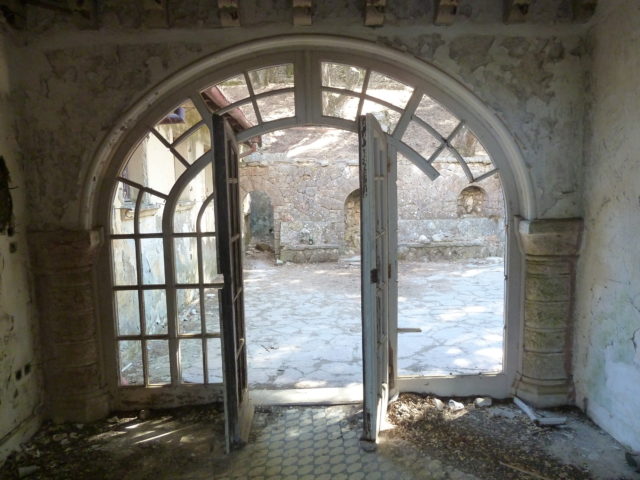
240, 148, 505, 262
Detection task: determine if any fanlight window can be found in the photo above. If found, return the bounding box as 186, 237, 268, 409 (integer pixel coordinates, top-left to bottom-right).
109, 55, 500, 389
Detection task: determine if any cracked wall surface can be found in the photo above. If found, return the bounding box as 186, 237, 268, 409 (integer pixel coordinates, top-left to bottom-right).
0, 23, 42, 465
573, 0, 640, 451
9, 7, 589, 230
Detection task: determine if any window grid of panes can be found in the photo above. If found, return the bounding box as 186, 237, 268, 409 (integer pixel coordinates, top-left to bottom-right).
110, 57, 500, 389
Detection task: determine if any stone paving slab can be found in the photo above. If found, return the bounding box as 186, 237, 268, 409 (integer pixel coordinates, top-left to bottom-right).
243, 257, 504, 389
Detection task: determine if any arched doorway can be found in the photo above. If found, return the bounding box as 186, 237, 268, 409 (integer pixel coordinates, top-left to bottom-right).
88, 36, 533, 409
344, 189, 361, 256
245, 191, 274, 253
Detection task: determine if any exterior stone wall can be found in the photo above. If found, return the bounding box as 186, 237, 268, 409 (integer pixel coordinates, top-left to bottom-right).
240, 141, 505, 262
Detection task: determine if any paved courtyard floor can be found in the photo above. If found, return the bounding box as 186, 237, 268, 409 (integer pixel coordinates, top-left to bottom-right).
244, 255, 504, 389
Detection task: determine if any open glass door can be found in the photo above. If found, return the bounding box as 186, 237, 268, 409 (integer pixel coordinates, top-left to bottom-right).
359, 113, 396, 449
213, 114, 254, 452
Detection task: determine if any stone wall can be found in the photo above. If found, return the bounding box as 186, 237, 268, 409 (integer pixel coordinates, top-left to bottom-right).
0, 24, 43, 465
573, 0, 640, 451
240, 140, 504, 262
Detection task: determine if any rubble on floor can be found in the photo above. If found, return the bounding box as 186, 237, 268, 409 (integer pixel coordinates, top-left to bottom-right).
387, 393, 640, 480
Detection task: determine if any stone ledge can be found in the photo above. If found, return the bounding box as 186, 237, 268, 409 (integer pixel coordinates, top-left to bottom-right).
518, 218, 583, 257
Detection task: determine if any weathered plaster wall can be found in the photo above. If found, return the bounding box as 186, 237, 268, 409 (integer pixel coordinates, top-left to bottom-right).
0, 24, 42, 465
573, 1, 640, 451
9, 6, 588, 231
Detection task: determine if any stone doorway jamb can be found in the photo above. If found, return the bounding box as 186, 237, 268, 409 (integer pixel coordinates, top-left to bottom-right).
515, 218, 583, 408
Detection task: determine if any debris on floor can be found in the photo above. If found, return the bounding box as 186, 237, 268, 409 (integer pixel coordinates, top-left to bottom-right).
386, 393, 640, 480
0, 404, 226, 480
1, 398, 638, 479
514, 396, 567, 426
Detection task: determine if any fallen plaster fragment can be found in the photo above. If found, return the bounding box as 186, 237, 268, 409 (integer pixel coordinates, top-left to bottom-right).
474, 397, 492, 407
433, 398, 445, 410
448, 399, 465, 411
514, 397, 566, 426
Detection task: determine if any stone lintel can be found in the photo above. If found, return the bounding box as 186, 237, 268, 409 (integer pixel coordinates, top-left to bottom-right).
518, 218, 583, 257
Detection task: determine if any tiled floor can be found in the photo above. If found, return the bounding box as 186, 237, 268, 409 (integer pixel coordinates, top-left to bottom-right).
214, 405, 477, 480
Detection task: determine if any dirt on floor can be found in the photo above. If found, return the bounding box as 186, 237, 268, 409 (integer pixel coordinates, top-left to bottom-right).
1, 395, 638, 480
386, 393, 639, 480
0, 405, 227, 480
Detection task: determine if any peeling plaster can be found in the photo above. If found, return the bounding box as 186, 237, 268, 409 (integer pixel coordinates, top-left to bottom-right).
573, 0, 640, 451
0, 23, 42, 464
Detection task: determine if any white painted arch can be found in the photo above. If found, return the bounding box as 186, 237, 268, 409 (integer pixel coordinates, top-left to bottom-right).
83, 34, 535, 229
88, 34, 533, 402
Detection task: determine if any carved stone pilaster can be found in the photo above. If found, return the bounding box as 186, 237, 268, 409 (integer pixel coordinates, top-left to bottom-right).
515, 218, 583, 407
29, 229, 109, 423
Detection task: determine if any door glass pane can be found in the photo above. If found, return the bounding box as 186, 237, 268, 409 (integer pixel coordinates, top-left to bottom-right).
415, 94, 460, 137
147, 340, 171, 384
119, 341, 143, 386
111, 181, 136, 234
140, 238, 165, 285
366, 71, 414, 109
199, 201, 216, 233
174, 237, 198, 284
321, 62, 366, 93
154, 99, 202, 143
115, 290, 140, 335
202, 237, 219, 283
402, 120, 440, 160
451, 126, 496, 180
207, 338, 223, 383
212, 74, 251, 104
204, 288, 221, 333
180, 339, 204, 384
112, 239, 137, 286
125, 133, 180, 195
174, 124, 211, 164
321, 91, 359, 120
138, 192, 165, 234
237, 103, 258, 127
174, 163, 214, 233
361, 100, 401, 133
177, 289, 201, 334
256, 93, 296, 122
144, 289, 168, 335
248, 64, 294, 94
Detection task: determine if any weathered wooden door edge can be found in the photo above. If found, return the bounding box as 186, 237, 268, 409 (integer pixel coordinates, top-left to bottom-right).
213, 114, 254, 453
